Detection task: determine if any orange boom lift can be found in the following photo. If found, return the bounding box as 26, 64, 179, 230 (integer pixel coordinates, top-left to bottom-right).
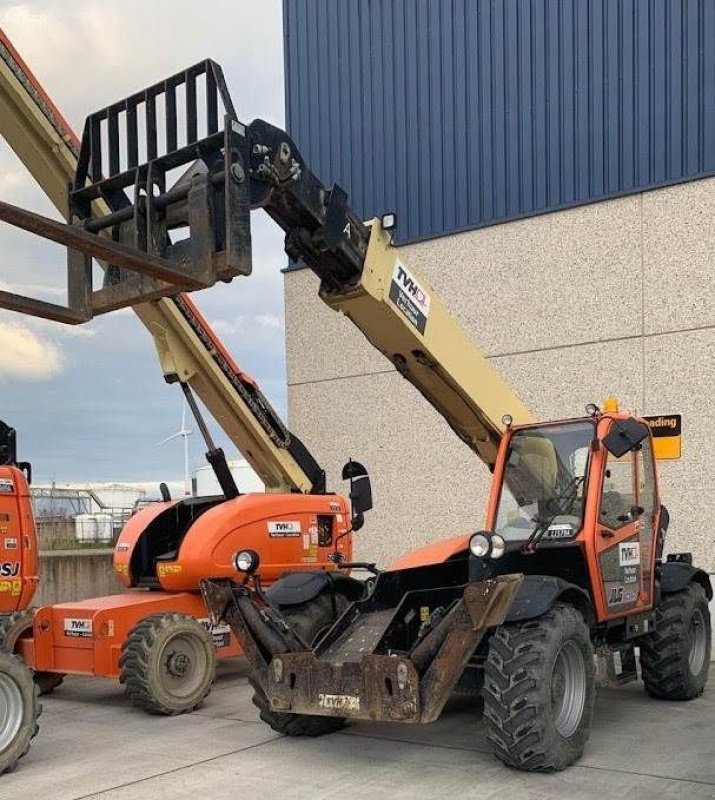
0, 36, 371, 714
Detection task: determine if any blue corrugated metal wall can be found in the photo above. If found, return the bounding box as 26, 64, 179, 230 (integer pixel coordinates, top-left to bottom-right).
283, 0, 715, 243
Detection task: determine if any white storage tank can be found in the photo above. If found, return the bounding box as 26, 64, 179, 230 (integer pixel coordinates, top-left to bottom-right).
94, 513, 114, 543
75, 514, 97, 543
88, 483, 146, 510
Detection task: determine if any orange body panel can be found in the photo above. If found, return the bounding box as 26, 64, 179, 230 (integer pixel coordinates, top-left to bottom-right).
0, 465, 38, 612
21, 591, 240, 677
114, 493, 353, 591
113, 500, 177, 587
389, 534, 470, 570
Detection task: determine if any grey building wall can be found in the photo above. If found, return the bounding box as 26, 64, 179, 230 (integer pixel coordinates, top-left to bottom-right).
285, 176, 715, 572
284, 0, 715, 243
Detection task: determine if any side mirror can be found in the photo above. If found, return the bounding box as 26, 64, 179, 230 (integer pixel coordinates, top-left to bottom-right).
342, 460, 372, 532
602, 418, 648, 458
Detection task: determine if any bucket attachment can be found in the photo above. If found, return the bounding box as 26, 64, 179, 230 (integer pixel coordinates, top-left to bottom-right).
0, 60, 251, 323
201, 569, 522, 725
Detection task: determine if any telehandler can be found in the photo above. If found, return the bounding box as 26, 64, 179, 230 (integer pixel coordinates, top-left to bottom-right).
135, 62, 713, 771
0, 55, 709, 771
0, 39, 370, 715
208, 405, 711, 771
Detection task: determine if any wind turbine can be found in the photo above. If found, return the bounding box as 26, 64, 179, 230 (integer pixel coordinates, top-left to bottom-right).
158, 401, 193, 496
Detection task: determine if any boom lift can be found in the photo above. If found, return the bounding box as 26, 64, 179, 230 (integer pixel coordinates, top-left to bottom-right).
1, 55, 711, 772
0, 38, 368, 715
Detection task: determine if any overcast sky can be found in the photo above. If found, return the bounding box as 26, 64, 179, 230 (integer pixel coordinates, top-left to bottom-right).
0, 1, 289, 489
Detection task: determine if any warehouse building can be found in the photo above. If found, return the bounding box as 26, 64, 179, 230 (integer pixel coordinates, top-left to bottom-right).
282, 0, 715, 571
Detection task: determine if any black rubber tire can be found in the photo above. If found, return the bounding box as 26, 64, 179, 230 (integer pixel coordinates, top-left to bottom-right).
0, 611, 65, 695
483, 603, 595, 772
251, 591, 348, 737
0, 649, 41, 776
640, 583, 711, 701
119, 613, 215, 715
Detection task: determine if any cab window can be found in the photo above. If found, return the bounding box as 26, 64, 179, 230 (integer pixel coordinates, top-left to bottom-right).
600, 451, 636, 529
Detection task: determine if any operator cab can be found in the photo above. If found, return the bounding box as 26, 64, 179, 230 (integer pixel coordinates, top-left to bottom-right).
469, 403, 662, 624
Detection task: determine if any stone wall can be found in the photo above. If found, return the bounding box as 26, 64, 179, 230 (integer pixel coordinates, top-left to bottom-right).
285, 177, 715, 572
35, 550, 123, 606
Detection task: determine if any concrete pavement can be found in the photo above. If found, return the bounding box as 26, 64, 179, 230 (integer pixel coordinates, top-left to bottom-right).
4, 660, 714, 799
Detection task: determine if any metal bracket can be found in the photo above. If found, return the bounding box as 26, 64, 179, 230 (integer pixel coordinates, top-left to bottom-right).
0, 60, 251, 323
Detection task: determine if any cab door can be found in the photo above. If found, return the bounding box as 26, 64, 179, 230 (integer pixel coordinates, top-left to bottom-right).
593, 420, 657, 620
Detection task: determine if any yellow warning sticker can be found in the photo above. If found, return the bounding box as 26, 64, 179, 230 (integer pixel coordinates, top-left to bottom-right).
157, 563, 183, 577
0, 579, 21, 595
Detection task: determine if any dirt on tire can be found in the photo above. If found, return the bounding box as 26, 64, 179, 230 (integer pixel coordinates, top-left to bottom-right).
119, 612, 215, 715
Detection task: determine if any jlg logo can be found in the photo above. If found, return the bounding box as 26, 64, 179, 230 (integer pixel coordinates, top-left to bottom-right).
0, 561, 19, 577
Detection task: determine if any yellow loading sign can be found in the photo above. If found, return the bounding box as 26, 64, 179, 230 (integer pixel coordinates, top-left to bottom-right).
643, 414, 682, 460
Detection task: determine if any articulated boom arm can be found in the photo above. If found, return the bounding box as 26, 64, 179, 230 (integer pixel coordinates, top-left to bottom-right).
0, 39, 322, 493
243, 121, 535, 466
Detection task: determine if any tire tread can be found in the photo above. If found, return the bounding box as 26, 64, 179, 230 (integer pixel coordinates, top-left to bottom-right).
0, 650, 41, 775
119, 612, 215, 715
483, 603, 595, 772
640, 584, 711, 701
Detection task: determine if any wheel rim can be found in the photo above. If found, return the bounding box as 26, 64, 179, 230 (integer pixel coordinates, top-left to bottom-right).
159, 633, 208, 699
688, 608, 707, 676
0, 671, 24, 752
551, 640, 587, 738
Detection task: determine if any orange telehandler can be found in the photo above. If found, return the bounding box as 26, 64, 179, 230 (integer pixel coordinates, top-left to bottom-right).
0, 53, 710, 773
46, 60, 703, 773
0, 37, 371, 715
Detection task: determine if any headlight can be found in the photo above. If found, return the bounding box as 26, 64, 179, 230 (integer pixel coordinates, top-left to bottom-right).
490, 534, 506, 559
233, 549, 260, 574
469, 533, 491, 558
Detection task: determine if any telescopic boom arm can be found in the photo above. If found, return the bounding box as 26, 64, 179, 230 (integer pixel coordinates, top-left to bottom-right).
0, 52, 533, 472
239, 123, 536, 467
